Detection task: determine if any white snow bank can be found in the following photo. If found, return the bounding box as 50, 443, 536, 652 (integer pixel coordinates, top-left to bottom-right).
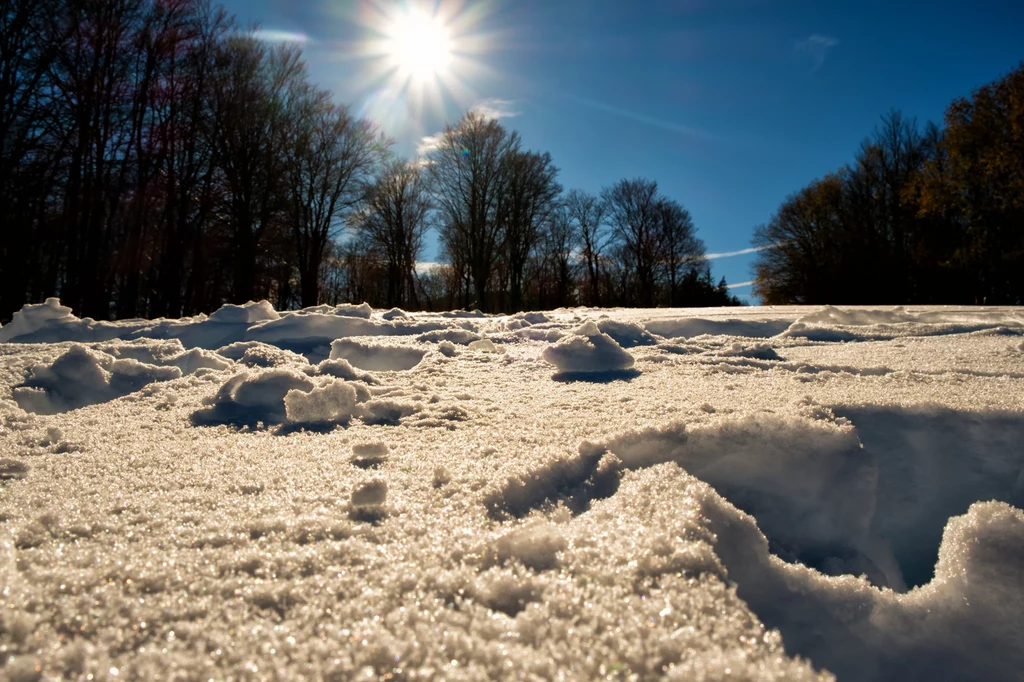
646, 317, 795, 339
782, 305, 1024, 341
13, 345, 182, 414
330, 339, 426, 371
715, 342, 783, 361
0, 298, 76, 342
541, 321, 636, 375
207, 300, 279, 324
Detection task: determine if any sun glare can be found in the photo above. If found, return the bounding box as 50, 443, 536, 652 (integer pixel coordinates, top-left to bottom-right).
386, 9, 453, 83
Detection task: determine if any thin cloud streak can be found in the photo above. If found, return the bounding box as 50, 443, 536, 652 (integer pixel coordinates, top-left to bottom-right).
727, 280, 755, 289
567, 94, 728, 143
705, 245, 771, 260
470, 98, 520, 120
252, 29, 310, 44
796, 34, 839, 72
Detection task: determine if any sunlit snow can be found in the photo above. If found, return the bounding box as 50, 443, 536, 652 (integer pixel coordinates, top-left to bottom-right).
2, 300, 1024, 680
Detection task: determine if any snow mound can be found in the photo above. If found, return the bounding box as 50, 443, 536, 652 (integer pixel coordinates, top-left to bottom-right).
715, 342, 783, 361
313, 358, 377, 384
483, 522, 567, 571
381, 308, 408, 320
515, 328, 564, 343
595, 319, 658, 348
13, 345, 181, 414
0, 298, 76, 342
646, 317, 794, 339
330, 339, 426, 371
416, 329, 481, 345
207, 300, 279, 324
97, 339, 232, 373
541, 321, 637, 376
190, 369, 315, 427
237, 344, 309, 368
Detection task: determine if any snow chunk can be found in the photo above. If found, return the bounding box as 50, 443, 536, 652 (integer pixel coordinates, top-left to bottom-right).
541, 321, 636, 374
13, 345, 181, 414
207, 300, 279, 324
0, 458, 29, 481
468, 338, 502, 353
330, 339, 425, 371
284, 380, 359, 425
437, 341, 458, 358
351, 479, 388, 507
333, 302, 373, 319
358, 399, 420, 426
0, 298, 77, 342
416, 329, 481, 345
351, 443, 389, 469
381, 308, 408, 320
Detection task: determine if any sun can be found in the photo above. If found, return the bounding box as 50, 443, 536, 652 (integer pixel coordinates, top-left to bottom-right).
385, 9, 453, 83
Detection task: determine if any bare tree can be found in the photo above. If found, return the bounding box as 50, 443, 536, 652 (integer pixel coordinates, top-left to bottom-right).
352, 158, 431, 309
564, 188, 606, 306
602, 178, 663, 306
283, 84, 380, 307
210, 35, 303, 303
499, 150, 561, 311
656, 198, 705, 306
426, 111, 520, 312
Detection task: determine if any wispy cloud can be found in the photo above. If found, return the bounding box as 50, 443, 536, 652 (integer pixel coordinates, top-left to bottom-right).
567, 94, 727, 143
416, 99, 520, 161
416, 134, 444, 158
705, 245, 771, 260
796, 34, 839, 72
252, 29, 310, 44
470, 98, 521, 121
726, 280, 755, 289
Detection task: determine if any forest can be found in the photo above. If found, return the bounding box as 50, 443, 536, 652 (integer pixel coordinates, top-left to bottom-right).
0, 0, 739, 322
752, 64, 1024, 306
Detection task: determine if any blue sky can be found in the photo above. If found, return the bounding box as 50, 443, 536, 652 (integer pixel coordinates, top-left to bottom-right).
220, 0, 1024, 303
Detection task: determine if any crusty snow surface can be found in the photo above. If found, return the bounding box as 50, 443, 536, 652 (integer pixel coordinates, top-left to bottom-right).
2, 299, 1024, 681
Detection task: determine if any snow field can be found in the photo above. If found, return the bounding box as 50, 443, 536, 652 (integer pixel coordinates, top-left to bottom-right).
1, 300, 1024, 680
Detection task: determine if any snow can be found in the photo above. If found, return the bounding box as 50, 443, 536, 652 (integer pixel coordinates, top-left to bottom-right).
541, 320, 637, 376
330, 339, 427, 371
2, 299, 1024, 681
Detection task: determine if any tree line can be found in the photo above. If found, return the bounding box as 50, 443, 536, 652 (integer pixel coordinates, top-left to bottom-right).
753, 64, 1024, 305
0, 0, 739, 323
